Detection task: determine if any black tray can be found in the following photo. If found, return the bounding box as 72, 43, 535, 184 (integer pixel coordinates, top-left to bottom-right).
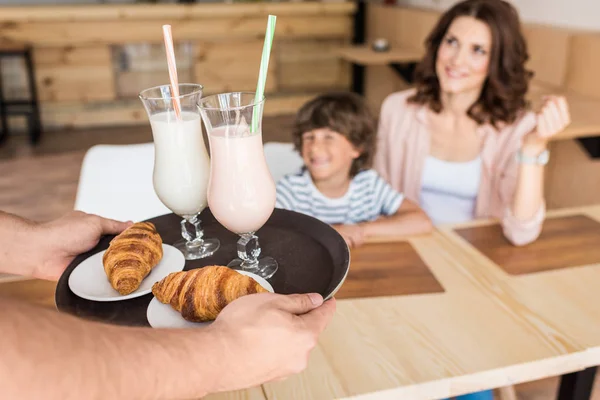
55, 208, 349, 327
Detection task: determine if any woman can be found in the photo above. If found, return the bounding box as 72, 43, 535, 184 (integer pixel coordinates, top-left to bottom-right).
374, 0, 570, 248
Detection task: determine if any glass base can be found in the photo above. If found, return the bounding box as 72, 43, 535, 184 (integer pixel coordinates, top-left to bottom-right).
174, 238, 220, 260
228, 256, 278, 280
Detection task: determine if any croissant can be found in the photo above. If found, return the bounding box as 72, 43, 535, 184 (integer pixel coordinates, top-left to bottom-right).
152, 266, 268, 322
102, 222, 163, 295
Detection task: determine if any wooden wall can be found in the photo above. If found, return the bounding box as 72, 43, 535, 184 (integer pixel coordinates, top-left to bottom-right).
0, 3, 355, 129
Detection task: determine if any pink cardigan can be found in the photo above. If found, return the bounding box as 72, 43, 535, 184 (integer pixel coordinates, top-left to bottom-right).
373, 90, 545, 246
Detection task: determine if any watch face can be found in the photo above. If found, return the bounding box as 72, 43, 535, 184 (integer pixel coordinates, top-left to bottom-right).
516, 150, 550, 165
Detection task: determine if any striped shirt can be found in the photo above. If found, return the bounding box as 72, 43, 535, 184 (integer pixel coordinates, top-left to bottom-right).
276, 169, 404, 225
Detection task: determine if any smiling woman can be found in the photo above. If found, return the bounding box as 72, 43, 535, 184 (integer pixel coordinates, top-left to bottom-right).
409, 0, 531, 126
374, 0, 571, 249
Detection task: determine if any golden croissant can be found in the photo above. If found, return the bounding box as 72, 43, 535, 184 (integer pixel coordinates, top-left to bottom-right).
102, 222, 163, 295
152, 266, 269, 322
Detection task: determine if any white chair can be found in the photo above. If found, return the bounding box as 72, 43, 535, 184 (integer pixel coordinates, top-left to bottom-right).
74, 143, 170, 222
263, 142, 304, 183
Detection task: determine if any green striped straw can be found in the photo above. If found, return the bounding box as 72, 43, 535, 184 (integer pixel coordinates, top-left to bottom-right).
252, 15, 277, 133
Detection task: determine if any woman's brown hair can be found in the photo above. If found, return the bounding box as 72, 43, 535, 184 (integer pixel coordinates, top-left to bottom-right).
409, 0, 533, 127
292, 92, 376, 177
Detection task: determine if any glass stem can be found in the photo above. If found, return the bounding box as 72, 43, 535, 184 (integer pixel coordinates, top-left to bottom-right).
237, 233, 261, 267
181, 215, 205, 248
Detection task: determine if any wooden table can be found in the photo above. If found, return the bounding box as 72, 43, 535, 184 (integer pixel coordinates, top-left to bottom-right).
210, 221, 597, 400
3, 206, 600, 399
437, 204, 600, 400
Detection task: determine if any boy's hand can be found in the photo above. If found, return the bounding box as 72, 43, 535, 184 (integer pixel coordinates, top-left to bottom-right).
332, 224, 365, 248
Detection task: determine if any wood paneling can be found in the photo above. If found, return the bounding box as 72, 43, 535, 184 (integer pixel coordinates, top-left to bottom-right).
395, 7, 439, 51
278, 60, 349, 91
34, 45, 116, 102
454, 215, 600, 275
0, 3, 354, 129
364, 65, 412, 116
36, 65, 116, 102
523, 24, 572, 89
336, 241, 444, 299
194, 40, 277, 94
116, 70, 195, 99
565, 33, 600, 98
277, 39, 351, 91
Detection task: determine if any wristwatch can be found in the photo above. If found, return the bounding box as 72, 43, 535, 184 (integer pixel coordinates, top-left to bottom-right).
516, 149, 550, 165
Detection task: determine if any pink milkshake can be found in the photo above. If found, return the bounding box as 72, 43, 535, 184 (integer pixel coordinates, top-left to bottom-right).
207, 125, 276, 234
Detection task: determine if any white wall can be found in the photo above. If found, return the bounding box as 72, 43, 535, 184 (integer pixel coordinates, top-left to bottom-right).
396, 0, 600, 31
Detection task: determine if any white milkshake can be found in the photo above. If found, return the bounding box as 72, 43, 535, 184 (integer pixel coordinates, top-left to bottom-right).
150, 111, 210, 218
208, 125, 276, 234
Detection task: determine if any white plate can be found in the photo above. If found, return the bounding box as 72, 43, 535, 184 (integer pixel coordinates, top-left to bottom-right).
68, 244, 185, 302
147, 271, 274, 328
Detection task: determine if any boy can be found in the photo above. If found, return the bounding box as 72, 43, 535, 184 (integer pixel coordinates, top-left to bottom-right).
276, 92, 432, 247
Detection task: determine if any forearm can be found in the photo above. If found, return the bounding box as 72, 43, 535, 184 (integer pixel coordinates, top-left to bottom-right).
511, 162, 545, 220
362, 210, 433, 238
0, 211, 39, 277
0, 297, 224, 400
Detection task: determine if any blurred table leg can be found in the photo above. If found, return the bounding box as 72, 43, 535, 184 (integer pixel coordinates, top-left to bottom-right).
557, 367, 597, 400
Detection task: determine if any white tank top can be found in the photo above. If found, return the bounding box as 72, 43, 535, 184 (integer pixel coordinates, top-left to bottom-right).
419, 155, 482, 226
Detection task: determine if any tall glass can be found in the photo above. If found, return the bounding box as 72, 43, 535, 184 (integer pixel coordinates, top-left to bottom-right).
198, 92, 278, 279
139, 83, 220, 260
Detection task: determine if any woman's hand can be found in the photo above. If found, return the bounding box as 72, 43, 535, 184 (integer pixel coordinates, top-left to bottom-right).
522, 95, 571, 156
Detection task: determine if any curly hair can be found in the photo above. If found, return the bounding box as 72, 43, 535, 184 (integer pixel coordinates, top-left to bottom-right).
292, 92, 376, 177
408, 0, 533, 127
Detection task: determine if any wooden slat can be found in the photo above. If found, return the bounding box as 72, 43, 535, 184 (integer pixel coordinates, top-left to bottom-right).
0, 3, 356, 23
34, 45, 112, 66
0, 16, 352, 47
193, 40, 277, 94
